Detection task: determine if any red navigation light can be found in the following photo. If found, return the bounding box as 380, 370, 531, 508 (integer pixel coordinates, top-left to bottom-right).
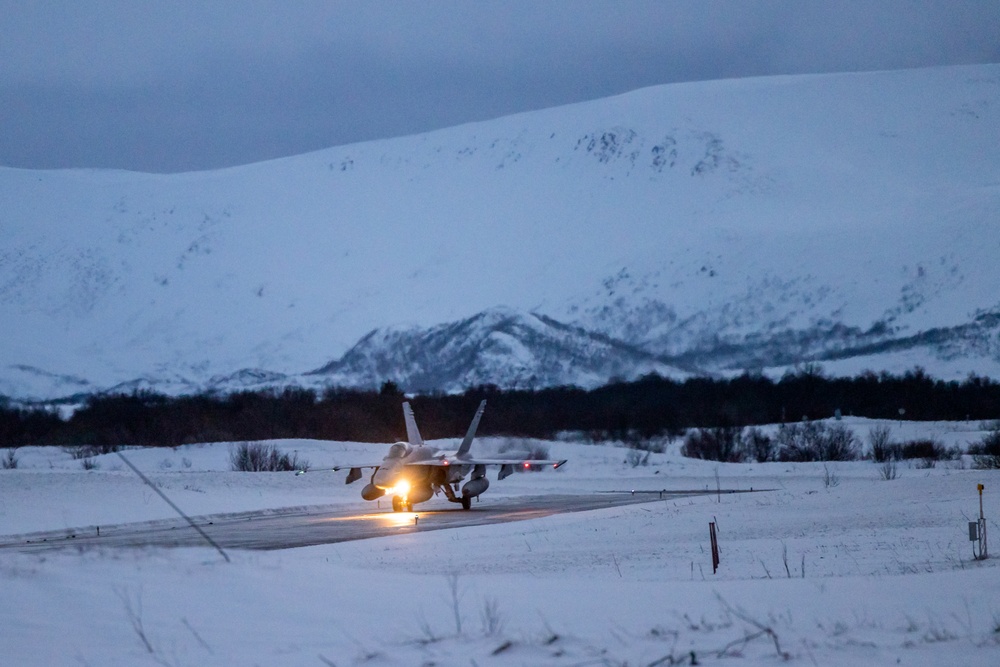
523, 462, 530, 469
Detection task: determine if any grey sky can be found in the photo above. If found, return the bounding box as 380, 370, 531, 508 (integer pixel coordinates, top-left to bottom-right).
2, 1, 998, 173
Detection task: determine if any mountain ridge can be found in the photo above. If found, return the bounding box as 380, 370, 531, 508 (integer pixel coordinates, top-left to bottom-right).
2, 64, 999, 400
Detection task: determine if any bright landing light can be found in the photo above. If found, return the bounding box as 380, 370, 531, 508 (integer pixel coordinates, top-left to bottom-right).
386, 480, 410, 498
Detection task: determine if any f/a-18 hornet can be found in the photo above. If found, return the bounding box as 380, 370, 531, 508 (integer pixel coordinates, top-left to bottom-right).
335, 400, 566, 511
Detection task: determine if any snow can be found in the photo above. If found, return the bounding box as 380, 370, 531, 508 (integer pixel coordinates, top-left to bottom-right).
3, 64, 1000, 398
2, 418, 999, 665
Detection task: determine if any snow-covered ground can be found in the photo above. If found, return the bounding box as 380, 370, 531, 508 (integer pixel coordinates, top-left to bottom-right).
2, 417, 999, 665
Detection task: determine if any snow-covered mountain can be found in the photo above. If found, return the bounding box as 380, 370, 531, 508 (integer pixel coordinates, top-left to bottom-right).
2, 64, 999, 400
308, 307, 693, 393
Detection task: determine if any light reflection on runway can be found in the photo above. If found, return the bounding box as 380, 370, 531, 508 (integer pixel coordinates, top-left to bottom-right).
373, 511, 417, 529
312, 510, 420, 528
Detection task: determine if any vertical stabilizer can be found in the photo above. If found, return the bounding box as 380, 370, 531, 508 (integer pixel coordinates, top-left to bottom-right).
402, 402, 423, 446
456, 400, 487, 458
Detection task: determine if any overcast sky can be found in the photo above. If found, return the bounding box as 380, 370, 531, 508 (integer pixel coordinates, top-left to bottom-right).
2, 1, 999, 173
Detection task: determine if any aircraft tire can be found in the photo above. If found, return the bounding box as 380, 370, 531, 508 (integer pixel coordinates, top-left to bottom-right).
392, 496, 402, 512
461, 496, 471, 510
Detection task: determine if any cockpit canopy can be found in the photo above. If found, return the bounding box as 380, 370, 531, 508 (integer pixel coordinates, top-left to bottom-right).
385, 443, 409, 460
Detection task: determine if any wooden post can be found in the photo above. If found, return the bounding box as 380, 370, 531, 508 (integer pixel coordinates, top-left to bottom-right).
709, 522, 720, 574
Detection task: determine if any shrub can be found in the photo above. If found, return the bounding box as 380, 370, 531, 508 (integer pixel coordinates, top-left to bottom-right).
65, 443, 120, 460
970, 429, 1000, 469
682, 426, 744, 462
628, 437, 668, 454
626, 448, 651, 467
229, 442, 309, 472
818, 424, 860, 461
868, 425, 895, 462
742, 427, 775, 463
878, 458, 898, 480
899, 439, 948, 461
775, 422, 858, 462
775, 423, 814, 462
2, 448, 18, 469
679, 426, 776, 463
822, 464, 840, 488
620, 434, 668, 467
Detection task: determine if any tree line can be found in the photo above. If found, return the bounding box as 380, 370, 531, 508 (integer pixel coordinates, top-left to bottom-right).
1, 368, 999, 448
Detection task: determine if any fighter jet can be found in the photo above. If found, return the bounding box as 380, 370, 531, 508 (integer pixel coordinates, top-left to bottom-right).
335, 400, 566, 511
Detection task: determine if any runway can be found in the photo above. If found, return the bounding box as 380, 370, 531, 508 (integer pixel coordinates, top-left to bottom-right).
0, 490, 745, 554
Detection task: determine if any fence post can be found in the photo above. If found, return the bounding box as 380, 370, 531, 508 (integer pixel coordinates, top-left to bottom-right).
709, 521, 720, 573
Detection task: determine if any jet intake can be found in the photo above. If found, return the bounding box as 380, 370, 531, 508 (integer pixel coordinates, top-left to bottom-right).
361, 483, 385, 501
461, 476, 490, 498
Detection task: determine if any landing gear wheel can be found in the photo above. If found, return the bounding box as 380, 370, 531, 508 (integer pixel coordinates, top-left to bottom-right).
461, 496, 472, 510
405, 502, 414, 512
392, 496, 403, 512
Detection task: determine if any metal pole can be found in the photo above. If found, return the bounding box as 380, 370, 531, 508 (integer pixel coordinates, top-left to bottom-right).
979, 484, 988, 559
117, 453, 230, 562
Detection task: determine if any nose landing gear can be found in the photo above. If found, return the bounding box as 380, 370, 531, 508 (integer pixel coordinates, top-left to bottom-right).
391, 495, 413, 512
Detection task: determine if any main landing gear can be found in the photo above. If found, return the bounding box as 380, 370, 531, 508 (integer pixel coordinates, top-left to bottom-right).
440, 481, 473, 510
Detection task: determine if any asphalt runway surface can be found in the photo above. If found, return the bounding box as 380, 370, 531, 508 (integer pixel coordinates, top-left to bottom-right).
0, 490, 746, 554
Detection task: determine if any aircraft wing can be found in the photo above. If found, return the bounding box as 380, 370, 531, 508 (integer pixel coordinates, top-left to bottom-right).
408, 457, 567, 468
420, 455, 567, 481
461, 457, 567, 468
